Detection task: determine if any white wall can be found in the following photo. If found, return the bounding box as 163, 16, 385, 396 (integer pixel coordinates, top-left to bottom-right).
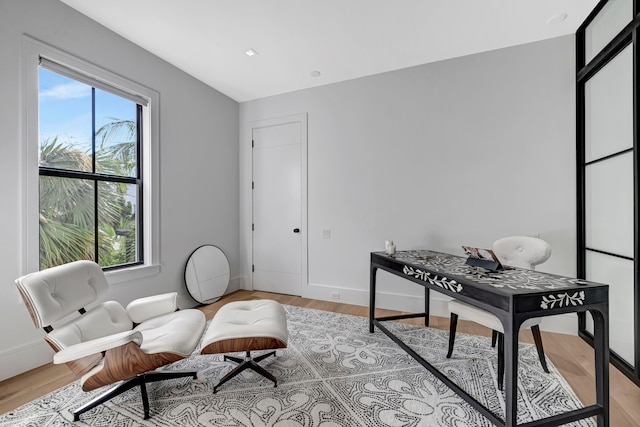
0, 0, 579, 382
0, 0, 239, 381
240, 35, 578, 334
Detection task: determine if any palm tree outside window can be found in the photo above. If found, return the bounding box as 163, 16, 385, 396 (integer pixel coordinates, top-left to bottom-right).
38, 63, 143, 270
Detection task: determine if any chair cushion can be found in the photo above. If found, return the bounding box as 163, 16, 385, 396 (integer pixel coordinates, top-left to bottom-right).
449, 299, 541, 332
201, 300, 288, 355
134, 309, 207, 357
126, 292, 178, 324
47, 301, 133, 350
15, 260, 108, 328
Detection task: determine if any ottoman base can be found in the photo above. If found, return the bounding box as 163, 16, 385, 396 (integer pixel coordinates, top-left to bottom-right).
214, 350, 277, 393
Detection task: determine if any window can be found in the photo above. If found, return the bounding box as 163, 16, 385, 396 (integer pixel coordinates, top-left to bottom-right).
23, 37, 160, 282
38, 60, 145, 270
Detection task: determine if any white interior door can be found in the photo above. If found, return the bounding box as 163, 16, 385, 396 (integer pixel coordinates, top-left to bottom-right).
252, 115, 306, 295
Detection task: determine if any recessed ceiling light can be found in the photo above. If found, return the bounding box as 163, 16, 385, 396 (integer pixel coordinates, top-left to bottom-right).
245, 48, 259, 57
310, 70, 321, 77
546, 13, 568, 25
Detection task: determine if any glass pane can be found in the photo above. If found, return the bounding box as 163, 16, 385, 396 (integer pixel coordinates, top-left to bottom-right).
585, 151, 634, 257
97, 181, 138, 267
585, 45, 633, 162
585, 251, 635, 366
95, 89, 138, 178
39, 176, 95, 269
38, 68, 92, 172
585, 0, 633, 63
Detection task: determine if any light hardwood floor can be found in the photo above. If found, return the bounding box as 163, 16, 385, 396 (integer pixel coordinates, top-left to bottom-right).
1, 289, 639, 425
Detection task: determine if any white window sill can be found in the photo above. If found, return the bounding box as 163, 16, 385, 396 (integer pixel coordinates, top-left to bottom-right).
105, 264, 161, 285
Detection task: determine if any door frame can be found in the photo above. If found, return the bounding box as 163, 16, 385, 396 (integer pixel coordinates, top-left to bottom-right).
249, 113, 308, 295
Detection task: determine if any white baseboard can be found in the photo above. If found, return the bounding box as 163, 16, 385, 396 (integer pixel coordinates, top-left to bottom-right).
0, 339, 53, 382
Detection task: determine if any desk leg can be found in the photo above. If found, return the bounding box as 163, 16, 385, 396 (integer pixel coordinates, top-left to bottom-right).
369, 265, 378, 333
591, 306, 610, 427
504, 322, 518, 427
424, 287, 430, 327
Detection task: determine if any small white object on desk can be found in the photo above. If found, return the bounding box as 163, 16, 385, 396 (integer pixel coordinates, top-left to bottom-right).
385, 240, 396, 255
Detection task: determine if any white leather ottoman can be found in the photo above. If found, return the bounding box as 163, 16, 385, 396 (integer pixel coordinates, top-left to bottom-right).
201, 299, 288, 392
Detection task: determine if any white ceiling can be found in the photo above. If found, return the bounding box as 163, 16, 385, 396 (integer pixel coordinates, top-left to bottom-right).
59, 0, 597, 102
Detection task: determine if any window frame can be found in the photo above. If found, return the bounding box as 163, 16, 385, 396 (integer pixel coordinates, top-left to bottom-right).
576, 0, 640, 386
21, 36, 161, 284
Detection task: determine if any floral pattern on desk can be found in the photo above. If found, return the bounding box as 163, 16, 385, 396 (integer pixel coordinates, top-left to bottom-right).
540, 291, 586, 309
390, 250, 599, 293
402, 265, 462, 293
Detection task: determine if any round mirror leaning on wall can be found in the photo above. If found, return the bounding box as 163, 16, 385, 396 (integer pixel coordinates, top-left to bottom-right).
184, 244, 230, 304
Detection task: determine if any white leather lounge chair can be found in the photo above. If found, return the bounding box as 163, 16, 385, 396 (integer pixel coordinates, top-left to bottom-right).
15, 260, 207, 421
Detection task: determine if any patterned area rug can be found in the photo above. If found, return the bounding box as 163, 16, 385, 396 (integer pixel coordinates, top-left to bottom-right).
1, 305, 594, 426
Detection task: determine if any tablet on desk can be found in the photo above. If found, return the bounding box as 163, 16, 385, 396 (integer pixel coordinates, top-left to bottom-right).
462, 246, 504, 270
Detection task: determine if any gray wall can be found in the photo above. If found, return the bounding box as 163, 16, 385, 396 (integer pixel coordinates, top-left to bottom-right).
0, 0, 239, 380
239, 35, 577, 333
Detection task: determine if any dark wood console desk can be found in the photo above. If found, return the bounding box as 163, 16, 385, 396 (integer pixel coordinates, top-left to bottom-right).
369, 250, 609, 427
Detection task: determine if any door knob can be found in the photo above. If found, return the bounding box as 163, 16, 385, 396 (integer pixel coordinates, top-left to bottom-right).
293, 228, 300, 233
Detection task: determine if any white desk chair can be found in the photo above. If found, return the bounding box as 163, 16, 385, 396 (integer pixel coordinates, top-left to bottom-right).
446, 236, 552, 390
